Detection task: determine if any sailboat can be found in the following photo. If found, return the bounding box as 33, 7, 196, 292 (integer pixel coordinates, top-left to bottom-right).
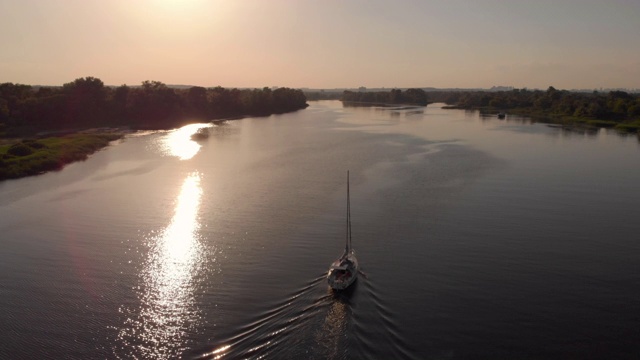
327, 171, 359, 291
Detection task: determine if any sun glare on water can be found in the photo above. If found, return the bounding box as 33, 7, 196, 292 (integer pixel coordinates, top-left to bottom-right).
160, 123, 211, 160
116, 172, 205, 358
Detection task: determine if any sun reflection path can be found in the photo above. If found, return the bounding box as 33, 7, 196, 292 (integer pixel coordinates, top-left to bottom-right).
117, 172, 205, 359
161, 123, 211, 160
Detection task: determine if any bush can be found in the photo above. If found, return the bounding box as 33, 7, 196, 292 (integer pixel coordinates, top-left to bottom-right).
586, 120, 617, 128
22, 139, 47, 149
7, 142, 34, 156
1, 133, 122, 180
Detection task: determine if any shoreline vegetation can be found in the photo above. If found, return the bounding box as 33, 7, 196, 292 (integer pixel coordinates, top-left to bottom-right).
5, 81, 639, 181
0, 133, 122, 180
304, 87, 640, 133
341, 88, 429, 106
0, 77, 308, 180
305, 87, 640, 133
431, 87, 640, 133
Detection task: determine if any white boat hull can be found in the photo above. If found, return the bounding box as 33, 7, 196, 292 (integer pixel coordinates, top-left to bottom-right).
327, 252, 359, 290
327, 170, 359, 291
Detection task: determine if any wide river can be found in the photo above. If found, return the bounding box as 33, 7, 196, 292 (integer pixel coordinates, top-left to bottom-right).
1, 101, 639, 359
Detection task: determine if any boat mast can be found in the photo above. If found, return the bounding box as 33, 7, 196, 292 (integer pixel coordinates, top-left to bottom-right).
346, 170, 352, 253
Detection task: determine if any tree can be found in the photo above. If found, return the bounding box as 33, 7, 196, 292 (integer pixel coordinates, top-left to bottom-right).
0, 98, 8, 122
184, 86, 208, 117
62, 76, 107, 126
403, 88, 428, 105
1, 77, 310, 136
104, 84, 130, 122
127, 81, 181, 128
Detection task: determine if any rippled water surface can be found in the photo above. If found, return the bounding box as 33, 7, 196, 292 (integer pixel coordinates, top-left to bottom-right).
1, 101, 640, 359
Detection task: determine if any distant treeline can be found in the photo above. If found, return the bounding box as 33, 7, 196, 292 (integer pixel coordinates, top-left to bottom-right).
341, 88, 428, 106
307, 87, 640, 127
304, 91, 342, 101
0, 77, 308, 136
429, 87, 640, 126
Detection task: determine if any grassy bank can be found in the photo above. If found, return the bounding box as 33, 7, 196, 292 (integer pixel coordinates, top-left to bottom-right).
445, 105, 640, 133
432, 88, 640, 134
0, 133, 122, 180
518, 110, 640, 133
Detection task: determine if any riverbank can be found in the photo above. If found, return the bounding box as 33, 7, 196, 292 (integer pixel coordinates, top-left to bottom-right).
441, 105, 640, 133
0, 111, 299, 181
0, 133, 123, 180
432, 88, 640, 134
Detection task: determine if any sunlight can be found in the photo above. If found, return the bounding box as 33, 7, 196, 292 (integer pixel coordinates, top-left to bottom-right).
153, 0, 207, 11
161, 172, 202, 262
161, 123, 211, 160
206, 344, 231, 359
142, 172, 203, 356
118, 172, 205, 358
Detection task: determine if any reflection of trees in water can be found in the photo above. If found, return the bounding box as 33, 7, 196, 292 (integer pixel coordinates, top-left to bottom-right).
608, 129, 640, 144
406, 110, 424, 116
559, 126, 599, 139
478, 111, 537, 125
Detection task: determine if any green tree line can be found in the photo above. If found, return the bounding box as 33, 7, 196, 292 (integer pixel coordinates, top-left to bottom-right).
341, 88, 428, 106
0, 77, 308, 136
428, 87, 640, 127
303, 91, 343, 101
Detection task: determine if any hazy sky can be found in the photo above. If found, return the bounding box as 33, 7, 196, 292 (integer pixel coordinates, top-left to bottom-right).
1, 0, 639, 89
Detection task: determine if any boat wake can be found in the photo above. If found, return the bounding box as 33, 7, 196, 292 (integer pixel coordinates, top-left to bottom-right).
193, 272, 417, 359
352, 280, 418, 360
194, 274, 331, 359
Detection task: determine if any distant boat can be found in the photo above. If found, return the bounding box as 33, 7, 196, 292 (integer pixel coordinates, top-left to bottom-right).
497, 112, 506, 119
327, 171, 359, 291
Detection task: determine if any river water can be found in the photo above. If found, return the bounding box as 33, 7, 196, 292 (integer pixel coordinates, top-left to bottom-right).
1, 101, 639, 359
